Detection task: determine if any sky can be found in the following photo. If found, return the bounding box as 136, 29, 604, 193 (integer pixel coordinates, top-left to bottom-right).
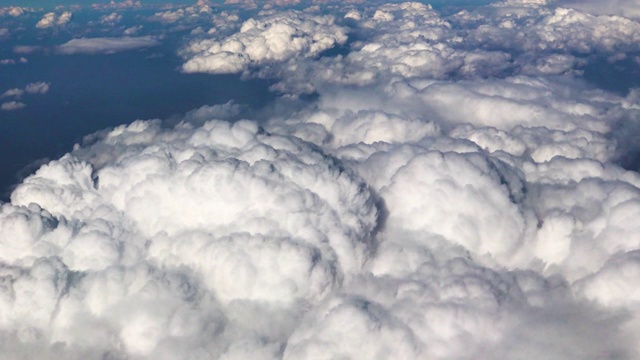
2, 0, 640, 359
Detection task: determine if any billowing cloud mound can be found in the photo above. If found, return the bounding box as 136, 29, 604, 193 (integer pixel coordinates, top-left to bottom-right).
5, 1, 640, 359
180, 10, 348, 74
2, 119, 378, 358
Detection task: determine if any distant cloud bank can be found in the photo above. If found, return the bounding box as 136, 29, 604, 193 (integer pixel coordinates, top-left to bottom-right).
56, 36, 161, 54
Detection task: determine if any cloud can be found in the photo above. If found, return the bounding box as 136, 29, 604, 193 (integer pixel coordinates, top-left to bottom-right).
268, 1, 640, 94
92, 0, 142, 10
3, 119, 378, 357
1, 101, 25, 111
6, 1, 640, 359
13, 46, 42, 55
224, 0, 258, 10
0, 6, 33, 17
36, 11, 73, 29
99, 12, 123, 25
2, 57, 27, 65
149, 2, 214, 24
1, 88, 24, 98
8, 7, 24, 16
554, 0, 640, 19
123, 25, 143, 36
2, 82, 50, 99
25, 82, 50, 95
56, 36, 160, 55
180, 10, 348, 75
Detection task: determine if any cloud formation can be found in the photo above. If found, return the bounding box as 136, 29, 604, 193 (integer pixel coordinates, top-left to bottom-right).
1, 101, 25, 111
91, 0, 141, 10
0, 6, 32, 17
555, 0, 640, 19
180, 10, 348, 74
5, 1, 640, 359
149, 2, 214, 24
56, 36, 160, 55
36, 11, 73, 29
3, 119, 378, 358
25, 82, 50, 95
99, 12, 123, 25
262, 0, 640, 93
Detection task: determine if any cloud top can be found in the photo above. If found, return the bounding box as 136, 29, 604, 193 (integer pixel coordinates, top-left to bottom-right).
181, 10, 348, 74
5, 1, 640, 359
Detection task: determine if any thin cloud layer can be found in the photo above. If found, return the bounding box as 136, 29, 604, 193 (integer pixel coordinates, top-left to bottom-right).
3, 1, 640, 359
56, 36, 161, 55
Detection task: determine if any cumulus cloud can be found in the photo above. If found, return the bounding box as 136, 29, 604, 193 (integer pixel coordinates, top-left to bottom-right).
1, 88, 24, 98
1, 101, 25, 111
149, 2, 213, 24
123, 25, 143, 36
36, 11, 73, 29
3, 119, 378, 357
0, 6, 33, 17
92, 0, 141, 10
263, 76, 640, 358
180, 10, 348, 75
99, 12, 123, 25
1, 58, 27, 66
555, 0, 640, 19
6, 1, 640, 359
56, 36, 160, 55
263, 1, 640, 94
25, 82, 50, 95
2, 82, 50, 99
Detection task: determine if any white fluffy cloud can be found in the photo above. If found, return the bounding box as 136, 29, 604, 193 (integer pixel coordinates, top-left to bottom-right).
36, 11, 73, 29
56, 36, 160, 55
1, 88, 24, 98
92, 0, 141, 10
25, 82, 50, 95
99, 12, 123, 25
180, 10, 348, 74
6, 1, 640, 359
1, 101, 25, 111
0, 6, 33, 17
555, 0, 640, 19
149, 2, 214, 24
268, 1, 640, 94
1, 82, 50, 113
3, 119, 378, 357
